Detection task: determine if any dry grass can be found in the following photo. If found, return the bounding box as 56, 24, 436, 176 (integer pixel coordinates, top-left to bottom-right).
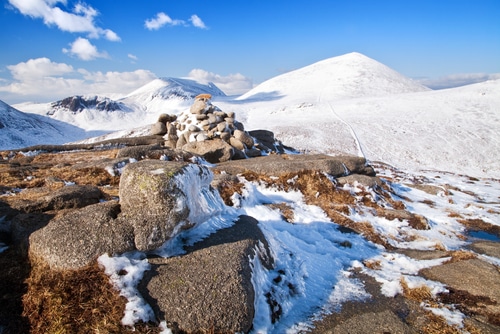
420, 311, 463, 334
23, 257, 129, 334
400, 277, 433, 302
0, 247, 31, 333
362, 259, 381, 270
267, 203, 294, 223
238, 170, 397, 249
443, 250, 477, 264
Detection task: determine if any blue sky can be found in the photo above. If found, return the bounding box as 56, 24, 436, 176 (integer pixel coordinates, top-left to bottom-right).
0, 0, 499, 104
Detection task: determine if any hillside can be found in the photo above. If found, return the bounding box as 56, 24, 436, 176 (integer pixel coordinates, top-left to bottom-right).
237, 52, 429, 101
0, 100, 88, 150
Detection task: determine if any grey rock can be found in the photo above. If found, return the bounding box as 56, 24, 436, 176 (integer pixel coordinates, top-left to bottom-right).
196, 132, 208, 142
10, 185, 103, 213
229, 136, 246, 151
119, 160, 192, 251
234, 129, 254, 148
245, 148, 262, 158
220, 131, 231, 142
182, 139, 234, 163
190, 99, 207, 114
151, 122, 167, 135
140, 215, 273, 334
29, 201, 135, 270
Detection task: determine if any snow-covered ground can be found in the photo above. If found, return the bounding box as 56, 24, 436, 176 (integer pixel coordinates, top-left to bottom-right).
98, 161, 500, 333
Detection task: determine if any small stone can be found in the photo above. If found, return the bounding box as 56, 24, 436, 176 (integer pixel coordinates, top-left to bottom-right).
188, 125, 201, 132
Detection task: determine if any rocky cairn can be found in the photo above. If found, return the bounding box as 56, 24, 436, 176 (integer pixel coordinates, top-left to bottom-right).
150, 94, 283, 162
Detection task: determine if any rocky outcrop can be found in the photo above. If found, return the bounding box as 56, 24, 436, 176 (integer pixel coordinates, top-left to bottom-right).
140, 215, 273, 333
27, 160, 225, 267
49, 95, 124, 114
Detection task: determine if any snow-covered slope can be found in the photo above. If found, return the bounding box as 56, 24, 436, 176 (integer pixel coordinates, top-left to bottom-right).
213, 53, 499, 178
14, 77, 226, 133
0, 100, 88, 150
237, 52, 429, 101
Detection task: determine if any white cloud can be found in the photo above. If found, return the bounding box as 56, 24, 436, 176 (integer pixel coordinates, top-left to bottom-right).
144, 12, 185, 30
128, 54, 138, 61
418, 73, 500, 89
187, 69, 253, 96
190, 14, 207, 29
0, 57, 156, 103
8, 0, 120, 41
63, 37, 109, 61
7, 57, 74, 81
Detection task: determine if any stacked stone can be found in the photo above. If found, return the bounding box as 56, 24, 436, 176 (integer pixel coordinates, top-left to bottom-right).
152, 94, 270, 162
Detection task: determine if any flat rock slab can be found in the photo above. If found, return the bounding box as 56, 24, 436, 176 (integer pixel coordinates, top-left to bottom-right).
309, 272, 416, 334
139, 215, 273, 333
469, 241, 500, 259
213, 154, 374, 177
420, 258, 500, 324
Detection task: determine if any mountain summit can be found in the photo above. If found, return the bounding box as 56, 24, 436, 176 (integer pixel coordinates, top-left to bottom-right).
239, 52, 429, 101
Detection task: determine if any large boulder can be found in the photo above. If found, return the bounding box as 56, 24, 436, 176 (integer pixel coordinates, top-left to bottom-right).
182, 139, 234, 163
119, 160, 222, 251
29, 201, 135, 270
140, 215, 274, 333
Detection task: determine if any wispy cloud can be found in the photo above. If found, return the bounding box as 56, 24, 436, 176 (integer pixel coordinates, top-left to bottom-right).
144, 12, 208, 30
63, 38, 109, 61
144, 12, 185, 30
187, 69, 253, 96
7, 0, 120, 41
128, 54, 138, 61
0, 57, 156, 103
418, 73, 500, 89
190, 14, 207, 29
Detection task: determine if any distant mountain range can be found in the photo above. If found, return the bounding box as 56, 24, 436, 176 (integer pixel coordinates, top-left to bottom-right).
2, 52, 499, 178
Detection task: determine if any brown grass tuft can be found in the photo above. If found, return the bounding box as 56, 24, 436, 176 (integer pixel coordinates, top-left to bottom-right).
443, 250, 477, 264
23, 257, 128, 334
267, 203, 295, 223
400, 277, 433, 302
420, 311, 463, 334
362, 259, 381, 270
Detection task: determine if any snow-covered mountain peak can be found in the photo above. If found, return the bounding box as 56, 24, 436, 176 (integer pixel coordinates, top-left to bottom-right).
238, 52, 429, 101
124, 77, 226, 101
